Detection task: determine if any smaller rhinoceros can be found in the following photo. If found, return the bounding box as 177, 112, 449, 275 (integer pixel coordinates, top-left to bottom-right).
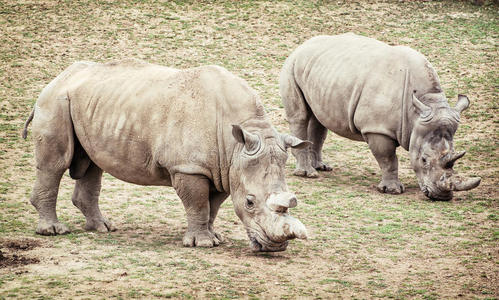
23, 59, 309, 251
280, 33, 480, 200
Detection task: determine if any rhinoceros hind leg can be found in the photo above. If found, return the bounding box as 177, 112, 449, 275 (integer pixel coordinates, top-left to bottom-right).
308, 115, 332, 172
174, 174, 221, 247
72, 162, 115, 232
31, 170, 71, 235
366, 133, 405, 194
30, 96, 74, 235
31, 170, 70, 235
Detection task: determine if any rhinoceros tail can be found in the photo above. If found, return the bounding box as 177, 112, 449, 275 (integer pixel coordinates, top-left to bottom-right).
22, 108, 34, 139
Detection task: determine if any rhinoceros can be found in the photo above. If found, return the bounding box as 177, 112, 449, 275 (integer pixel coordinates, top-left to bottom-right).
280, 33, 481, 200
22, 59, 310, 251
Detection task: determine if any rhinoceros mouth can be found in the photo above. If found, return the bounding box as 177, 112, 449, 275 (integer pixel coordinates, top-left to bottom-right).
422, 186, 452, 201
247, 230, 289, 252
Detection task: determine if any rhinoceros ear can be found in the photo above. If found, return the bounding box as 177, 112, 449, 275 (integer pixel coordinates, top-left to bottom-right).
281, 134, 312, 150
454, 94, 470, 114
412, 93, 432, 119
232, 125, 261, 154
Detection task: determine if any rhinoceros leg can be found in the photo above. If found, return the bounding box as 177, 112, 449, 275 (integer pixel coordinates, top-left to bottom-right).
366, 133, 405, 194
174, 173, 221, 247
208, 191, 229, 243
30, 94, 74, 235
308, 115, 332, 172
285, 109, 318, 178
281, 70, 318, 178
31, 170, 70, 235
71, 162, 115, 232
288, 119, 318, 178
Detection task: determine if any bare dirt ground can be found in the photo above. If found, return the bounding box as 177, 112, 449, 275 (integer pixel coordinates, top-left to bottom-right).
0, 0, 497, 299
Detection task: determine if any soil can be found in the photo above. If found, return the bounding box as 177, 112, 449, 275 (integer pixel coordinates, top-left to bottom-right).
0, 0, 497, 298
0, 239, 41, 269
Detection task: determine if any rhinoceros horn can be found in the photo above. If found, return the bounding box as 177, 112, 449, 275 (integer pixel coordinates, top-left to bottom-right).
267, 192, 297, 213
438, 150, 481, 192
443, 150, 466, 168
266, 192, 308, 240
450, 176, 481, 191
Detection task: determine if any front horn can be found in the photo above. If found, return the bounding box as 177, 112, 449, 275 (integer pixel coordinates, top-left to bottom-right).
451, 176, 481, 191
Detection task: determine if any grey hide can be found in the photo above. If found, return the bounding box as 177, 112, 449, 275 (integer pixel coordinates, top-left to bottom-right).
280, 33, 480, 200
23, 59, 309, 252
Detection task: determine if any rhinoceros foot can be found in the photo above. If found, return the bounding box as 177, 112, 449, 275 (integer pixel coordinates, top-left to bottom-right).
84, 217, 116, 233
183, 229, 221, 247
210, 229, 225, 244
313, 161, 332, 172
293, 168, 319, 178
377, 180, 405, 194
36, 220, 70, 236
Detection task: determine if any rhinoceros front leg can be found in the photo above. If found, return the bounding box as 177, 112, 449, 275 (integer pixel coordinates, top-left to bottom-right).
71, 162, 115, 232
289, 117, 318, 178
308, 115, 332, 172
174, 173, 222, 247
282, 73, 318, 178
208, 191, 229, 243
366, 133, 405, 194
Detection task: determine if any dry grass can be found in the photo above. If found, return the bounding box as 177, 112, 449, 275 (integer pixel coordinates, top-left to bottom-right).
0, 0, 497, 299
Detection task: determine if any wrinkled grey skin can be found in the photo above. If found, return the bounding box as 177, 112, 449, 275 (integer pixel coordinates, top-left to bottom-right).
280, 33, 481, 200
23, 59, 308, 251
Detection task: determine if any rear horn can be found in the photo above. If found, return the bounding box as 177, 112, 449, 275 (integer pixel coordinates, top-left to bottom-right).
267, 192, 297, 213
444, 151, 466, 168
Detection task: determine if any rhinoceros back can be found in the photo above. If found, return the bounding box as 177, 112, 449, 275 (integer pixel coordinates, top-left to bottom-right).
285, 33, 442, 144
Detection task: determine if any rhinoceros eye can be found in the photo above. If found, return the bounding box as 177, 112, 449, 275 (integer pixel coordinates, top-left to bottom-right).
421, 156, 430, 168
246, 194, 256, 209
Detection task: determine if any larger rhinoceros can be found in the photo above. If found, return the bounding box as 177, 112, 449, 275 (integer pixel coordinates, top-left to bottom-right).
23, 59, 309, 252
280, 33, 480, 200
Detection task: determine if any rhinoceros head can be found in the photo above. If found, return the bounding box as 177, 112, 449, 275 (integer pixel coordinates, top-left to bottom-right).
229, 124, 310, 252
409, 93, 481, 200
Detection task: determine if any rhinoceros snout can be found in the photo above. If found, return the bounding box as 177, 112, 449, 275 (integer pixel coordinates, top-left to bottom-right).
250, 213, 307, 251
249, 235, 289, 252
422, 184, 453, 201
247, 194, 308, 252
423, 170, 480, 200
427, 190, 453, 201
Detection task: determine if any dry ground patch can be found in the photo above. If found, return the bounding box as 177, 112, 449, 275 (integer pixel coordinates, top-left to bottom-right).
0, 0, 497, 299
